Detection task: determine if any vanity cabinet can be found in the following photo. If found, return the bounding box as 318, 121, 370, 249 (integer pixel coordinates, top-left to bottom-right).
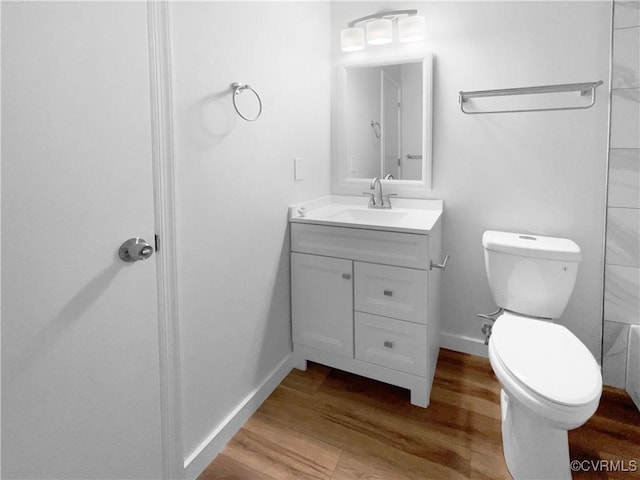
290, 221, 442, 408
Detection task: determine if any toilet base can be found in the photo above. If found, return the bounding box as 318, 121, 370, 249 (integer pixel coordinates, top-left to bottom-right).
500, 389, 571, 480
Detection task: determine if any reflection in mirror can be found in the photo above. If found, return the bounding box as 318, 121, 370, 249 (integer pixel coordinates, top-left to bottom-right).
333, 49, 432, 197
346, 62, 423, 180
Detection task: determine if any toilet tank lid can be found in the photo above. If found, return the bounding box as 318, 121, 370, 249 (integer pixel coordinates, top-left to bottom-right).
482, 231, 582, 262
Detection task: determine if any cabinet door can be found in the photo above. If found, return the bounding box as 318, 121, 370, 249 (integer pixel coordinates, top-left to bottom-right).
292, 253, 354, 357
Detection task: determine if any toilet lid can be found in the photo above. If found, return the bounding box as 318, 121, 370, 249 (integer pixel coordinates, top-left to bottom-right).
491, 313, 602, 406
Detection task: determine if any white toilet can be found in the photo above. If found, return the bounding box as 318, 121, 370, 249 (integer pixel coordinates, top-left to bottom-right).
482, 230, 602, 480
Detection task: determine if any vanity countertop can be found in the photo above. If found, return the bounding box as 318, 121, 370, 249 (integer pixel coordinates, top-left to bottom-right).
289, 195, 443, 235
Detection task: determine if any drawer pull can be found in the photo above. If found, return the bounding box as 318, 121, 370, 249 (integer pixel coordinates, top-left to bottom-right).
383, 340, 393, 348
383, 290, 393, 297
342, 273, 351, 280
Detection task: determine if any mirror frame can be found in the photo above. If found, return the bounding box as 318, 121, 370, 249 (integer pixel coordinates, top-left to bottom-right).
332, 48, 433, 197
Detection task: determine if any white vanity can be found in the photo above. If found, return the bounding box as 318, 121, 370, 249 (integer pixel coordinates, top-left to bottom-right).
289, 195, 444, 407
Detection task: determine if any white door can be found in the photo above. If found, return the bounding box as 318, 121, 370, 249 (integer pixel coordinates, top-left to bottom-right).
2, 2, 164, 478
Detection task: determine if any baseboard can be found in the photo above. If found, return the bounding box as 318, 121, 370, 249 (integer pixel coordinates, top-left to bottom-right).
440, 332, 488, 358
182, 353, 294, 479
627, 325, 640, 411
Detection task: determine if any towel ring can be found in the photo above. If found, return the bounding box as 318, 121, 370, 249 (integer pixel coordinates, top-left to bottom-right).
231, 82, 262, 121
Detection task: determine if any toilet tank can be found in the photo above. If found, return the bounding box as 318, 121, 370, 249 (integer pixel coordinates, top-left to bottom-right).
482, 231, 582, 319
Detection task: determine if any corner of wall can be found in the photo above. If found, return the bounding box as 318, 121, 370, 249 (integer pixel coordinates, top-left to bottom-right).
182, 354, 294, 480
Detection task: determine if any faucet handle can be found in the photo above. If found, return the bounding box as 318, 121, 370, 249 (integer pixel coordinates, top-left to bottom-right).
362, 191, 376, 206
382, 193, 397, 208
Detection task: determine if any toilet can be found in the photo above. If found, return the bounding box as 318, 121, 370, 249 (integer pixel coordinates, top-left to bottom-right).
482, 230, 602, 480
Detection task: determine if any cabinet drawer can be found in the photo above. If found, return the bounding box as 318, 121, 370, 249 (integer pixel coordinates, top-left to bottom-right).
355, 312, 427, 377
291, 223, 429, 269
355, 262, 427, 324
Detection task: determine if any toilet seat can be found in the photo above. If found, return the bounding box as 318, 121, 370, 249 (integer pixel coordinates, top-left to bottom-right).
490, 313, 602, 407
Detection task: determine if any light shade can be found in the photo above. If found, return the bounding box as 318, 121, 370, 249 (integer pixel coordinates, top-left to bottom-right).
340, 27, 365, 52
398, 15, 426, 43
366, 18, 392, 45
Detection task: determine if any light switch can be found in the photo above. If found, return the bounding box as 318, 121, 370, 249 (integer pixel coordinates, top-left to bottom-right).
294, 157, 304, 181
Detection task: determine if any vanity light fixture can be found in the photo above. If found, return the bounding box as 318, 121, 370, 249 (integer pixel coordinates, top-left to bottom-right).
340, 27, 365, 52
340, 10, 426, 52
398, 15, 427, 43
366, 18, 393, 45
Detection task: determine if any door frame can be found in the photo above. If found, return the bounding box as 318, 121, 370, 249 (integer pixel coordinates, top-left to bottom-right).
147, 2, 183, 478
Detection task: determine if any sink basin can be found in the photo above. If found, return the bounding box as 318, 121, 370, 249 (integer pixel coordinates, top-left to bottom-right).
289, 196, 443, 234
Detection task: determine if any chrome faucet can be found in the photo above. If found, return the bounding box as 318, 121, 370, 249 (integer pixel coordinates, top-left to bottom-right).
364, 177, 396, 209
370, 177, 383, 206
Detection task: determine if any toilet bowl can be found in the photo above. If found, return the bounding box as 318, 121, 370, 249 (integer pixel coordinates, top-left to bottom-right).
482, 231, 603, 480
489, 313, 602, 479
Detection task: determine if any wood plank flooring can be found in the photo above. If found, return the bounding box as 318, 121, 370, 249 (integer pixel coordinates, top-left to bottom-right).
199, 349, 640, 479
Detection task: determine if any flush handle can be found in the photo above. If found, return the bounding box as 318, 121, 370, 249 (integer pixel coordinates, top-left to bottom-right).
342, 273, 351, 280
118, 237, 154, 263
383, 290, 393, 297
430, 254, 449, 271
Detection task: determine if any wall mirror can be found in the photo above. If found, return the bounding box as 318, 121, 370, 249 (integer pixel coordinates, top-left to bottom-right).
333, 49, 433, 196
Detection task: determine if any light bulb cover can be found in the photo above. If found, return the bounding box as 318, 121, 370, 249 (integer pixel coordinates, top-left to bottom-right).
340, 27, 365, 52
398, 15, 426, 43
366, 18, 393, 45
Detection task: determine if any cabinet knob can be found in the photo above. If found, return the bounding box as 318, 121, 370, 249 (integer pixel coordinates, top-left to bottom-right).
342, 273, 351, 280
383, 290, 393, 297
383, 340, 393, 348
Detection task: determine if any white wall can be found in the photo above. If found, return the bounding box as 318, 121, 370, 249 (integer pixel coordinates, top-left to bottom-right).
168, 1, 331, 468
347, 67, 381, 177
1, 2, 3, 475
332, 1, 611, 359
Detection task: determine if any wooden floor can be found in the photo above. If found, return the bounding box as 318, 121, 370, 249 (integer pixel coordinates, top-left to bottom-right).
199, 349, 640, 480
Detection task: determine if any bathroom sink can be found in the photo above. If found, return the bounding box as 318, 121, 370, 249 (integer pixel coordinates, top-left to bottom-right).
289, 196, 443, 234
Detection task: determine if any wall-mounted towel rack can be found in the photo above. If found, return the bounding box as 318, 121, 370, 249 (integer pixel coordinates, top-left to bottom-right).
231, 82, 262, 121
458, 81, 603, 115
